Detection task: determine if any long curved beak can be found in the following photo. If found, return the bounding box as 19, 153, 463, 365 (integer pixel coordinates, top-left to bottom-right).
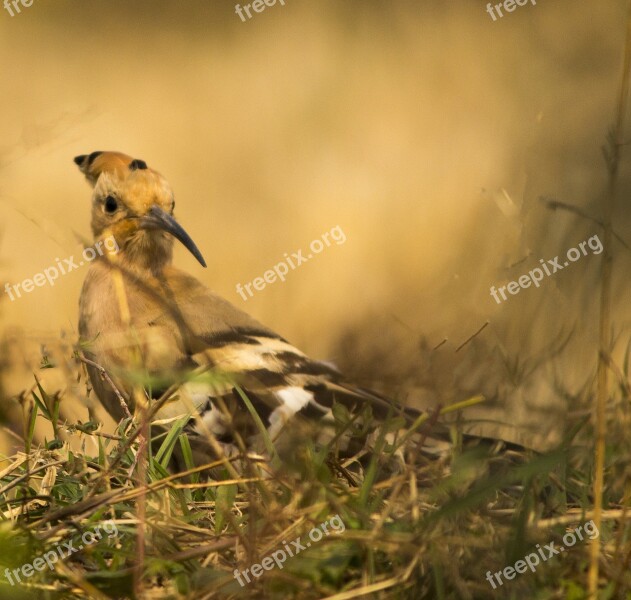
139, 206, 207, 268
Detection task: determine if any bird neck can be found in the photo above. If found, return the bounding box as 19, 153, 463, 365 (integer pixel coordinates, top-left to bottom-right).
102, 245, 173, 277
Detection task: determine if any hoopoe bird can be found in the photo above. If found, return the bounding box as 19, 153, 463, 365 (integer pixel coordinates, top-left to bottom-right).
75, 151, 512, 473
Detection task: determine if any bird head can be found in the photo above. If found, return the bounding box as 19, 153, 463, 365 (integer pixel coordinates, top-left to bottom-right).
74, 151, 207, 271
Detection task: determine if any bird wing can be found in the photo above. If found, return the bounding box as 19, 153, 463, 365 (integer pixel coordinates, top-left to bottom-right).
81, 262, 455, 462
137, 267, 453, 460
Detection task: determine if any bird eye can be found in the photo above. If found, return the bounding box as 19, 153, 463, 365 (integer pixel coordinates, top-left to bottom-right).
104, 195, 118, 214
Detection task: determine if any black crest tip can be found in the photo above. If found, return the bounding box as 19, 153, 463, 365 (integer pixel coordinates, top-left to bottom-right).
129, 159, 148, 171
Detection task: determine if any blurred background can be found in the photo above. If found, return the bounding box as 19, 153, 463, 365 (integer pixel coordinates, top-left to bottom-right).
0, 0, 629, 455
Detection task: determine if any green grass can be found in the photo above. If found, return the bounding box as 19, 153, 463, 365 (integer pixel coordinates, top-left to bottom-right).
0, 357, 627, 600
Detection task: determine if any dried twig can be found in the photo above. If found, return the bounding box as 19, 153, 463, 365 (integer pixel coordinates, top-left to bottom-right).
590, 7, 631, 596
77, 353, 132, 419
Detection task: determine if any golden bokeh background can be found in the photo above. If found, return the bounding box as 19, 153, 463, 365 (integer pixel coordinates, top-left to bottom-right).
0, 0, 629, 454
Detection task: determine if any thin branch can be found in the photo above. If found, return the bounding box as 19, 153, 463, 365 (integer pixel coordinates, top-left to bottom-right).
455, 321, 489, 353
540, 196, 630, 251
77, 353, 132, 419
589, 6, 631, 596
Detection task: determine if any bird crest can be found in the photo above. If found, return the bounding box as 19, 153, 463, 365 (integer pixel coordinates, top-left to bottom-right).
73, 151, 152, 187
